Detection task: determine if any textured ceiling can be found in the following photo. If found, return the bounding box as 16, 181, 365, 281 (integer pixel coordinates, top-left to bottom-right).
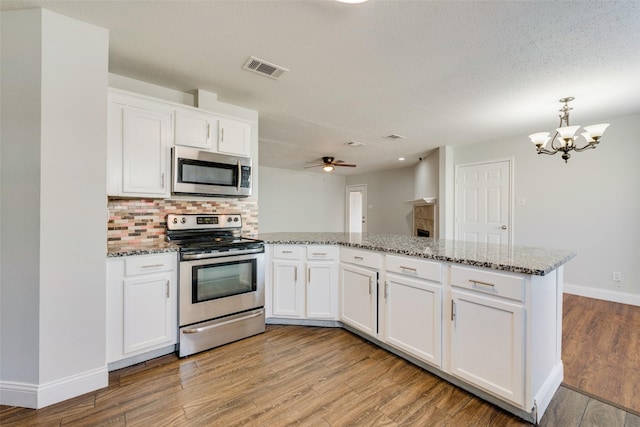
2, 0, 640, 175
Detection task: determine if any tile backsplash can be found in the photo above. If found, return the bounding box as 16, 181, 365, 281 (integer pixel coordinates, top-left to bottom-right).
107, 198, 258, 249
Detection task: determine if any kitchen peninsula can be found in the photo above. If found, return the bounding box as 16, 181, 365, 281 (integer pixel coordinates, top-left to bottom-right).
260, 232, 575, 424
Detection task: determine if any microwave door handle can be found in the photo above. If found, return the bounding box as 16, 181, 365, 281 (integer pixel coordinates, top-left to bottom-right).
236, 160, 241, 192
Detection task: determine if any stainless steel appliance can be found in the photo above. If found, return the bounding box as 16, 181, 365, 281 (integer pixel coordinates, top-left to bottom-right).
166, 213, 264, 357
172, 146, 252, 197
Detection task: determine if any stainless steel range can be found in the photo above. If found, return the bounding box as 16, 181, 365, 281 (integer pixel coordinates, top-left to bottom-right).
166, 213, 265, 357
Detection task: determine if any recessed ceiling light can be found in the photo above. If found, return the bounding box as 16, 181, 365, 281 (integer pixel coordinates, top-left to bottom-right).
398, 157, 405, 161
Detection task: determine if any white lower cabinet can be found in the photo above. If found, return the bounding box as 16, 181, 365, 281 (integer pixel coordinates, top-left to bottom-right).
450, 289, 524, 406
107, 253, 177, 366
385, 274, 442, 367
269, 245, 339, 320
384, 255, 443, 367
339, 248, 382, 337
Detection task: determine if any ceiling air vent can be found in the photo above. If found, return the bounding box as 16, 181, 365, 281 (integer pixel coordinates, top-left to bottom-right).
243, 56, 289, 79
384, 134, 406, 140
345, 141, 365, 148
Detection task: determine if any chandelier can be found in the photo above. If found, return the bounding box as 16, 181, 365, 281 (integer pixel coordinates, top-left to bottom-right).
528, 97, 609, 163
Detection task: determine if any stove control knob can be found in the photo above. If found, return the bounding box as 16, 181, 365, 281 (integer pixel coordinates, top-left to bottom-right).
172, 217, 178, 224
180, 217, 187, 224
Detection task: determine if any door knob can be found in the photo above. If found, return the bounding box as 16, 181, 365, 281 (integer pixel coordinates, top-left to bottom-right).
501, 225, 507, 230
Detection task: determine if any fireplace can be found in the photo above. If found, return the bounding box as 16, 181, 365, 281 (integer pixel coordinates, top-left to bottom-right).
408, 198, 437, 238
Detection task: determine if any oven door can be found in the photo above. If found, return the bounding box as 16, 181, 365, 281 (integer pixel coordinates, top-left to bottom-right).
179, 251, 264, 327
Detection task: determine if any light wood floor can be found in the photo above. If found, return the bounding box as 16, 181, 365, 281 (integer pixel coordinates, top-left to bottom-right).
2, 320, 640, 426
562, 294, 640, 415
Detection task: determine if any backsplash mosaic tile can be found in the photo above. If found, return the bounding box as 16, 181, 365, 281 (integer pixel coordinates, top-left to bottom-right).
107, 198, 258, 250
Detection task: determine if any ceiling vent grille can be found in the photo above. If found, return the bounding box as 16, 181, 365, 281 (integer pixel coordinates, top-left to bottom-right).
345, 141, 365, 147
243, 56, 289, 79
384, 134, 406, 140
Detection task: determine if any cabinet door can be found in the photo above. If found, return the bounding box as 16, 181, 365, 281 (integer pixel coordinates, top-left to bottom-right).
122, 107, 171, 196
385, 275, 442, 367
218, 118, 251, 157
272, 260, 305, 318
306, 261, 338, 320
339, 263, 377, 336
175, 109, 215, 149
123, 273, 173, 354
450, 289, 524, 406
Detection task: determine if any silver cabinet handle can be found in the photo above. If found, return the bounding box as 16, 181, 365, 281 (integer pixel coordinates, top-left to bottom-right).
368, 278, 372, 295
501, 225, 508, 230
166, 280, 170, 298
451, 300, 456, 321
469, 279, 496, 288
384, 282, 389, 299
354, 256, 364, 261
312, 253, 327, 256
294, 266, 298, 282
142, 264, 164, 269
400, 266, 417, 273
221, 127, 225, 142
161, 172, 165, 188
207, 123, 211, 139
282, 250, 293, 254
307, 268, 311, 283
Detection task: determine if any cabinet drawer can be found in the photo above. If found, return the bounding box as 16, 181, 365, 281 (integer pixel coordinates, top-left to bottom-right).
307, 245, 339, 260
450, 266, 524, 302
340, 247, 383, 269
272, 245, 304, 260
386, 255, 442, 283
125, 253, 175, 276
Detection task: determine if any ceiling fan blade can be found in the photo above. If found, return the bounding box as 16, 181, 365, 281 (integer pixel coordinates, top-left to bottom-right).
334, 163, 357, 167
303, 164, 323, 169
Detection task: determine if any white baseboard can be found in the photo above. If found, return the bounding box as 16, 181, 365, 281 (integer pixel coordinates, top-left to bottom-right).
564, 282, 640, 307
0, 366, 108, 409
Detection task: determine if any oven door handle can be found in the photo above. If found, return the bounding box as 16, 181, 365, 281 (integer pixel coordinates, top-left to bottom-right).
182, 248, 263, 260
182, 311, 263, 334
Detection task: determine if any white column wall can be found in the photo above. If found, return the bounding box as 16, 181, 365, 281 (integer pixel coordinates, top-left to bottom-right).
0, 8, 109, 408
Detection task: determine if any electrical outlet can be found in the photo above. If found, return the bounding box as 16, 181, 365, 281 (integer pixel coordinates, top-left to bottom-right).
612, 272, 621, 282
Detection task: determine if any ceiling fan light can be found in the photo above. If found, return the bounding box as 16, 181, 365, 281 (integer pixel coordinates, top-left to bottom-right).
323, 165, 334, 172
529, 132, 551, 148
583, 123, 610, 139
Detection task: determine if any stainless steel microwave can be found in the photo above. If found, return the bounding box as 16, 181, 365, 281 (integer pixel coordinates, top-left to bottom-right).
172, 146, 252, 197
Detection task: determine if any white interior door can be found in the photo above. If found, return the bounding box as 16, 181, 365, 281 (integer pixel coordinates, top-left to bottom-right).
346, 184, 367, 233
455, 160, 511, 244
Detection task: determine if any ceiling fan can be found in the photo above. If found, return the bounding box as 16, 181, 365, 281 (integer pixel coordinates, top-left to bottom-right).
304, 156, 357, 172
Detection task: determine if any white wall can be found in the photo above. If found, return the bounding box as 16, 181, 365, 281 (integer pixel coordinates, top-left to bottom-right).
347, 167, 415, 235
1, 8, 109, 408
258, 167, 346, 232
414, 150, 439, 200
453, 112, 640, 299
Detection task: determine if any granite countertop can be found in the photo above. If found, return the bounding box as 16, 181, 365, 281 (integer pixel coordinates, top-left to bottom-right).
258, 232, 576, 276
107, 240, 179, 257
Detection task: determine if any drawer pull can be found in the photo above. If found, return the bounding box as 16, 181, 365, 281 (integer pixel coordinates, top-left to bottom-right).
142, 264, 164, 269
312, 252, 327, 256
469, 279, 496, 288
354, 256, 364, 261
282, 250, 293, 254
400, 266, 417, 273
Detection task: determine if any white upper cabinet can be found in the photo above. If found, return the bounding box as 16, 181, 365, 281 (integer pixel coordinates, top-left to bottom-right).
218, 117, 251, 157
108, 92, 172, 198
174, 109, 217, 150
